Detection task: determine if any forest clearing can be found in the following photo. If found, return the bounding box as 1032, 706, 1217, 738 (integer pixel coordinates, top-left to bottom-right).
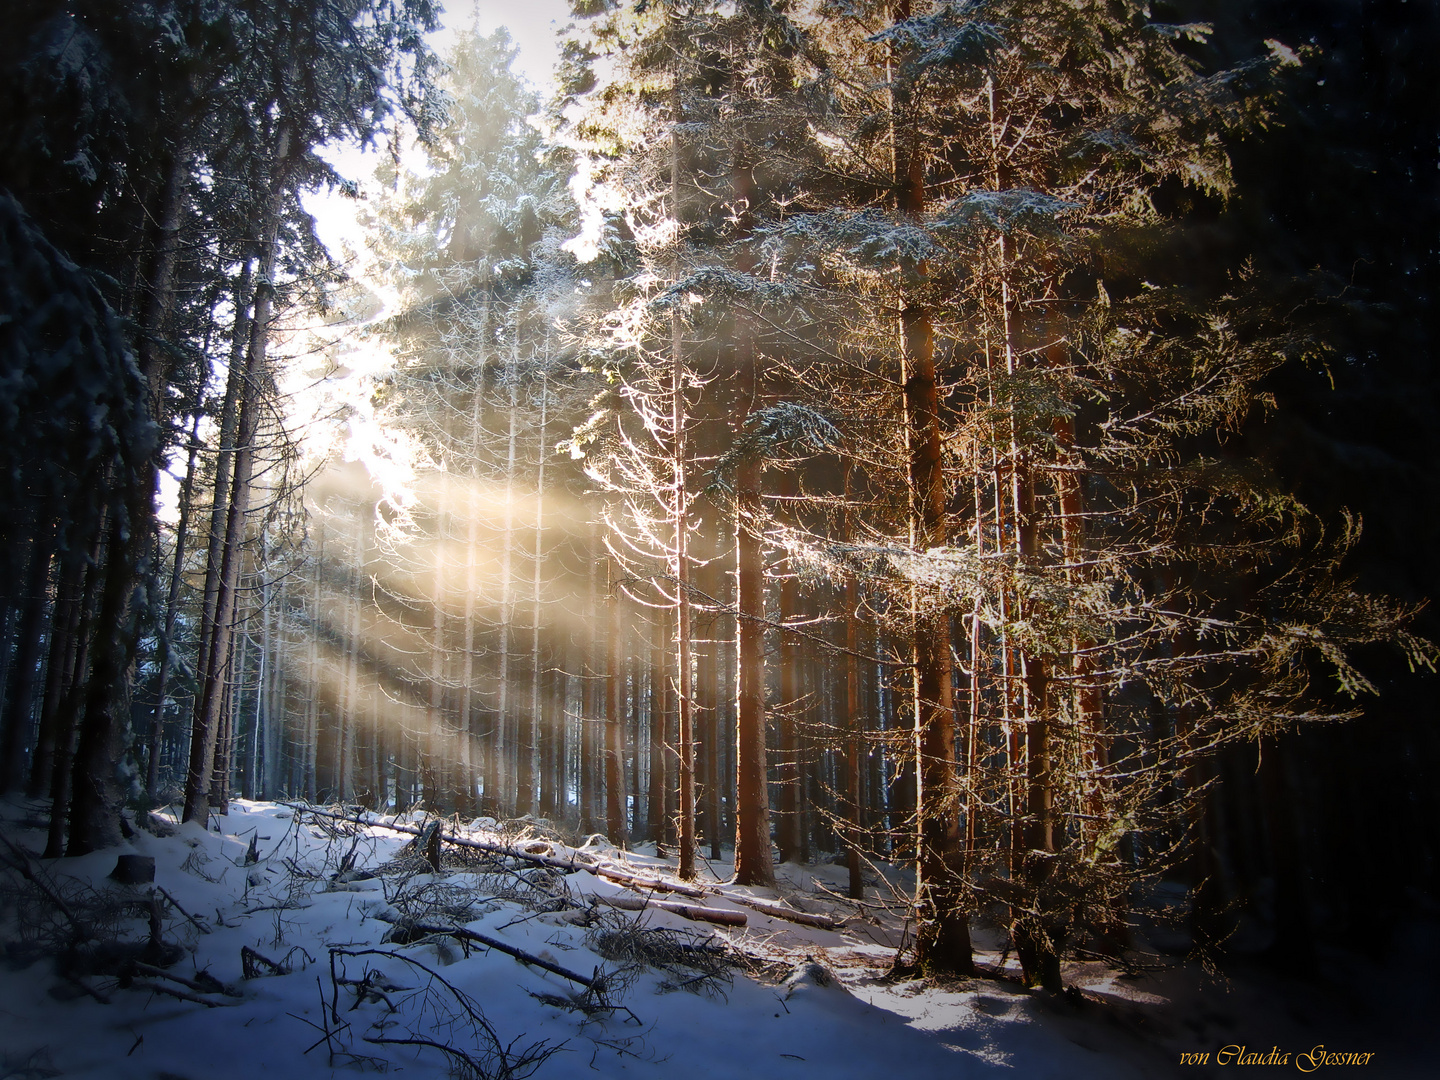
1, 1, 1437, 1075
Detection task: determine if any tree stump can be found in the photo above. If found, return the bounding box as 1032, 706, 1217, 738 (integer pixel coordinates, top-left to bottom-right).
110, 855, 155, 885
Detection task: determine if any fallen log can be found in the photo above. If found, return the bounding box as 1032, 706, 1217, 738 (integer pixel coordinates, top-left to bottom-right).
595, 894, 748, 928
287, 805, 712, 901
590, 866, 709, 899
282, 804, 600, 874
727, 895, 843, 930
376, 913, 598, 989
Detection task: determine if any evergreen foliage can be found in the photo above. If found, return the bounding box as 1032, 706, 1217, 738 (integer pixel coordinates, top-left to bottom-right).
0, 0, 1433, 995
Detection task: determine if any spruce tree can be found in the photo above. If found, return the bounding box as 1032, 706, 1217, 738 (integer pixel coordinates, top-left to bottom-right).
748, 0, 1434, 984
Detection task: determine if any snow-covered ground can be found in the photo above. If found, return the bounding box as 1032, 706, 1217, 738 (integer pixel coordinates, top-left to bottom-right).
0, 800, 1431, 1079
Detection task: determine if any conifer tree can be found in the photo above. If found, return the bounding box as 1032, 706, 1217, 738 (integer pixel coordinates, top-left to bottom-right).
365, 26, 580, 817
180, 0, 441, 829
746, 0, 1435, 984
1, 0, 436, 846
561, 0, 835, 880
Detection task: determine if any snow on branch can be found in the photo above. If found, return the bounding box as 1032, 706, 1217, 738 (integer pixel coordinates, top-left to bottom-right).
651, 266, 799, 310
937, 189, 1080, 239
707, 402, 842, 495
868, 3, 1005, 72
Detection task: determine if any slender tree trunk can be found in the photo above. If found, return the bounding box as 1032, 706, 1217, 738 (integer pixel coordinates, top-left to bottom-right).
648, 609, 667, 847
730, 137, 774, 887
580, 522, 602, 831
733, 447, 772, 886
426, 496, 449, 808
303, 530, 321, 802
892, 0, 971, 973
1053, 406, 1104, 837
349, 519, 374, 809
706, 666, 723, 861
210, 610, 239, 809
191, 260, 255, 741
777, 525, 801, 864
843, 472, 866, 898
0, 521, 53, 792
629, 652, 643, 837
524, 370, 551, 816
493, 343, 520, 817
696, 555, 721, 861
134, 148, 184, 408
147, 407, 203, 798
184, 124, 289, 826
234, 622, 253, 798
199, 379, 251, 813
27, 552, 85, 800
456, 390, 484, 818
671, 278, 697, 879
977, 74, 1059, 989
256, 571, 276, 800
605, 559, 628, 845
964, 469, 985, 880
44, 538, 102, 857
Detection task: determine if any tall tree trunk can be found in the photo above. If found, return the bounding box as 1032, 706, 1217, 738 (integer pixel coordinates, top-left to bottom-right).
843, 470, 866, 899
964, 468, 985, 882
580, 522, 602, 831
426, 497, 449, 809
696, 548, 721, 861
255, 571, 276, 800
147, 406, 203, 798
493, 340, 520, 817
234, 622, 253, 798
44, 538, 103, 858
605, 558, 628, 845
68, 476, 155, 854
524, 369, 551, 817
648, 609, 668, 847
349, 519, 374, 809
1053, 393, 1105, 842
456, 389, 484, 818
191, 259, 255, 744
60, 134, 188, 847
776, 524, 801, 865
629, 651, 643, 837
303, 529, 321, 802
733, 446, 772, 886
977, 73, 1058, 989
0, 521, 53, 792
133, 148, 184, 410
730, 136, 774, 887
671, 265, 697, 878
183, 123, 289, 827
892, 0, 972, 975
27, 551, 85, 801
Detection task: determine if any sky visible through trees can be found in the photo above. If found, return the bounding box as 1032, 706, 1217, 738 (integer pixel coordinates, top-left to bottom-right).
1, 0, 1438, 1059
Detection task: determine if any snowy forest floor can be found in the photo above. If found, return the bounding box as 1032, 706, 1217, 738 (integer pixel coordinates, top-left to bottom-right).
0, 800, 1432, 1080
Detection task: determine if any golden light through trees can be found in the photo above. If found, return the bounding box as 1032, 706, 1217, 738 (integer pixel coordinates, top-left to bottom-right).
4, 1, 1428, 997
